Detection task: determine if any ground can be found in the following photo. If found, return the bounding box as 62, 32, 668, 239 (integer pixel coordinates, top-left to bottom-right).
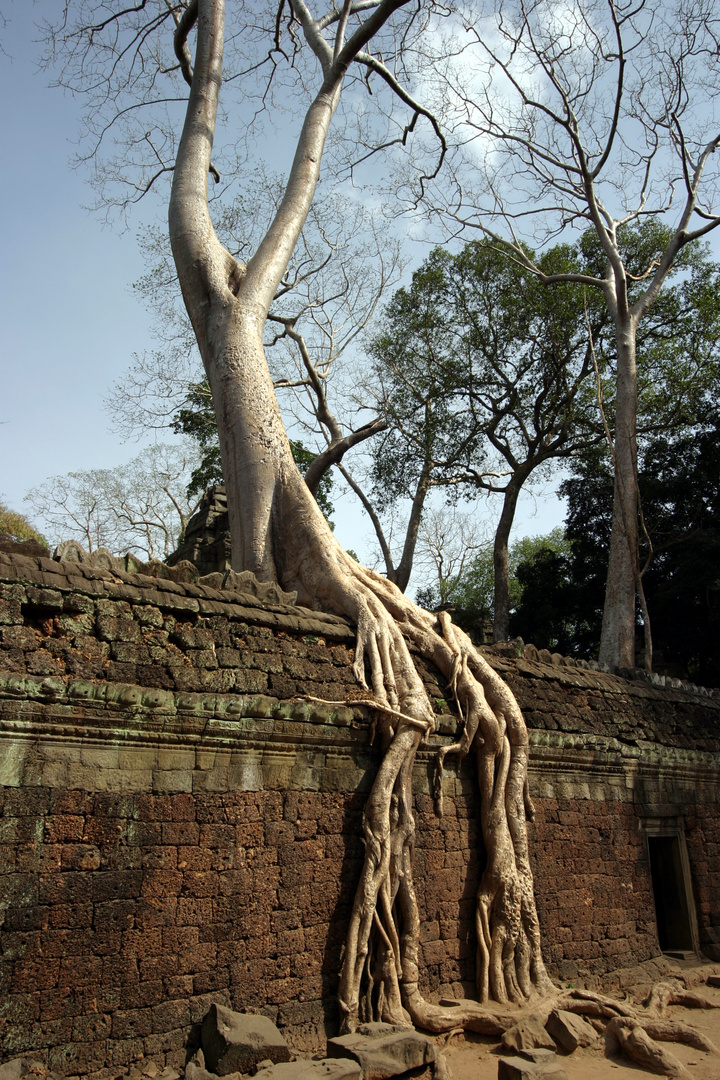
437, 975, 720, 1079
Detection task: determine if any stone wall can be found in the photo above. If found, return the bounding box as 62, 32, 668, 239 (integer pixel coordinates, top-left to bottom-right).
1, 549, 720, 1074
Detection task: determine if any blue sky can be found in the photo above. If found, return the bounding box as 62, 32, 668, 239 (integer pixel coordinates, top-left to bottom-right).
0, 1, 566, 579
0, 4, 157, 508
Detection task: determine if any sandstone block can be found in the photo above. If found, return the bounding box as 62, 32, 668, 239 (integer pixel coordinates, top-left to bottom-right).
544, 1010, 598, 1053
497, 1052, 568, 1080
501, 1017, 557, 1053
256, 1061, 361, 1080
202, 1003, 292, 1075
327, 1022, 437, 1080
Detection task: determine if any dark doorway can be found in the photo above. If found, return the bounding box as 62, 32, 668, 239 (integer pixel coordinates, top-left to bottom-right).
647, 835, 694, 952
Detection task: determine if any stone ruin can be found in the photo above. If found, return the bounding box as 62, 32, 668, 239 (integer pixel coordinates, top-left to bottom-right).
0, 535, 719, 1079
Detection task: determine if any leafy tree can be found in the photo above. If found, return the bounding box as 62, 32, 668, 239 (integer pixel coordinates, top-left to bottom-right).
425, 0, 720, 669
512, 414, 720, 684
369, 237, 604, 635
418, 528, 570, 644
372, 225, 720, 643
0, 502, 48, 547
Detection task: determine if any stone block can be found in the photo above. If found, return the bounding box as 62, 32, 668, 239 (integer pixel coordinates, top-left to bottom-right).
497, 1052, 568, 1080
501, 1017, 557, 1053
327, 1022, 437, 1080
544, 1010, 598, 1053
201, 1003, 292, 1075
256, 1062, 362, 1080
153, 769, 193, 794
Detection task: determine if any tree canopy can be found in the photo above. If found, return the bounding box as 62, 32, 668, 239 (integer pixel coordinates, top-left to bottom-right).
511, 411, 720, 685
420, 0, 720, 670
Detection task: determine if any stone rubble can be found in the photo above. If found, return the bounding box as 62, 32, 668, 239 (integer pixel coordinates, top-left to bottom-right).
499, 1018, 556, 1054
497, 1047, 568, 1080
327, 1022, 438, 1080
201, 1006, 292, 1076
544, 1010, 598, 1054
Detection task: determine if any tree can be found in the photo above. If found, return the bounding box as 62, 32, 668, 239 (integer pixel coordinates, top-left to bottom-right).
369, 238, 604, 638
525, 414, 720, 683
109, 195, 399, 489
25, 442, 201, 559
171, 376, 336, 521
419, 528, 571, 645
427, 0, 720, 669
0, 501, 48, 547
49, 0, 553, 1030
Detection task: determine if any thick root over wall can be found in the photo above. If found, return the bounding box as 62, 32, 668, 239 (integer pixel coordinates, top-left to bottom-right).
282, 531, 720, 1075
284, 538, 554, 1033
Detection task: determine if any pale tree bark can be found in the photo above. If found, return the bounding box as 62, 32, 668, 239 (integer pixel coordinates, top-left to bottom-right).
492, 476, 524, 643
169, 0, 551, 1036
598, 317, 639, 669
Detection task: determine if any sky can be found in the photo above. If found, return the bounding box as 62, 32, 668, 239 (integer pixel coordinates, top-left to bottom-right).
0, 1, 566, 586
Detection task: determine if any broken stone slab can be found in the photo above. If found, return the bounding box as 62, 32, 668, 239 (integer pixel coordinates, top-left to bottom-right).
497, 1054, 568, 1080
202, 1004, 292, 1075
185, 1047, 239, 1080
327, 1022, 437, 1080
0, 1062, 47, 1080
707, 975, 720, 989
544, 1009, 598, 1053
517, 1050, 558, 1065
186, 1062, 237, 1080
255, 1060, 362, 1080
501, 1017, 557, 1053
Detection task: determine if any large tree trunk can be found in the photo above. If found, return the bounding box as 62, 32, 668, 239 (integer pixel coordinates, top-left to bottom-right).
598, 316, 639, 670
168, 0, 552, 1036
492, 477, 523, 642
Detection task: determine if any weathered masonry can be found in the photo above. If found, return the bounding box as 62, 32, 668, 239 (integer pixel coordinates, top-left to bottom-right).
1, 549, 719, 1073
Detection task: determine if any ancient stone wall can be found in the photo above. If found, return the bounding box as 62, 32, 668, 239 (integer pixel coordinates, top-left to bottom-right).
1, 550, 720, 1074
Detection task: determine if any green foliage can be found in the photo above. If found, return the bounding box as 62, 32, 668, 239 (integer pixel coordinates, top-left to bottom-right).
370, 222, 720, 514
368, 237, 603, 510
0, 502, 48, 546
511, 416, 720, 683
172, 378, 335, 525
417, 528, 570, 642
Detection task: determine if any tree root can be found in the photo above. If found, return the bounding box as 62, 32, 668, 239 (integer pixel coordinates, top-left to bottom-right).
280, 519, 718, 1074
646, 978, 720, 1017
560, 987, 719, 1075
606, 1017, 692, 1078
294, 551, 554, 1033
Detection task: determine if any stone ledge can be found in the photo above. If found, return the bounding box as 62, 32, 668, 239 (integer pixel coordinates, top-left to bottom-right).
0, 552, 354, 641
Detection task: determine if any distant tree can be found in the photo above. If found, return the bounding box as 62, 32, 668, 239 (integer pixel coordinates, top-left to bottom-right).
0, 501, 48, 547
25, 443, 201, 560
513, 415, 720, 683
418, 528, 570, 644
369, 238, 604, 633
427, 0, 720, 668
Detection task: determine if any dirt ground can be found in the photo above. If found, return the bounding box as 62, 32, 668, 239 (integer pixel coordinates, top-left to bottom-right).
438, 980, 720, 1080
